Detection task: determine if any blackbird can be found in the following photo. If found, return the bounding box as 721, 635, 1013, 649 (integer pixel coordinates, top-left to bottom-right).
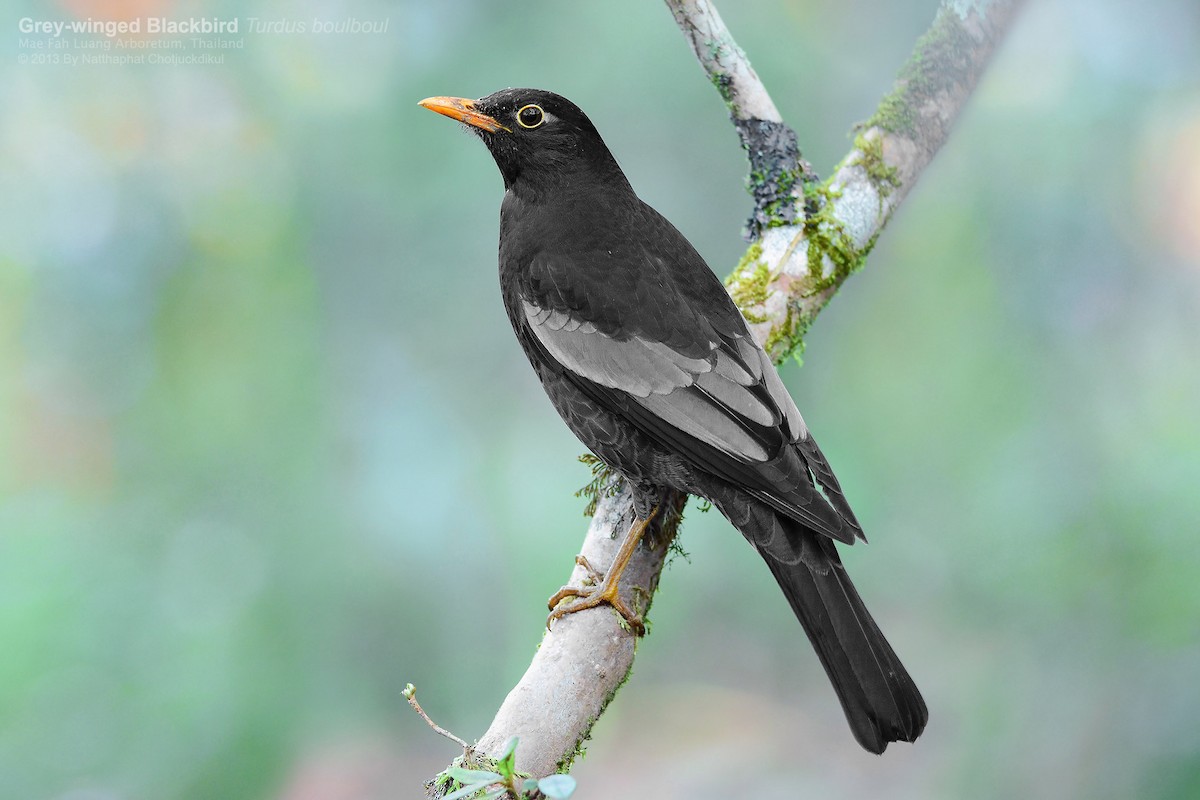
419, 88, 927, 753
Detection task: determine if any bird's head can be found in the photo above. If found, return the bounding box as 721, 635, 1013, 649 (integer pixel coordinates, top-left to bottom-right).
419, 88, 627, 197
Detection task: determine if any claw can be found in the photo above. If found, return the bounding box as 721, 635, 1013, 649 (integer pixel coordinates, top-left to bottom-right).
573, 554, 604, 585
546, 577, 644, 635
542, 506, 660, 637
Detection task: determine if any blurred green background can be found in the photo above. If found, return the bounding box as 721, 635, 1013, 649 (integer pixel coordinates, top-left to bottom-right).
2, 0, 1199, 797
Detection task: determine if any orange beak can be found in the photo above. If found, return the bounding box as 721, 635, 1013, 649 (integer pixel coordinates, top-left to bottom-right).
418, 96, 511, 133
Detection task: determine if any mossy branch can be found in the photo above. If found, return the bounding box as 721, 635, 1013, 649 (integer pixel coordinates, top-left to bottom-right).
725, 0, 1028, 364
425, 0, 1025, 792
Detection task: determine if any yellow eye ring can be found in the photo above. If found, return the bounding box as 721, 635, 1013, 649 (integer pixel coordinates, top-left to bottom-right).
516, 104, 545, 129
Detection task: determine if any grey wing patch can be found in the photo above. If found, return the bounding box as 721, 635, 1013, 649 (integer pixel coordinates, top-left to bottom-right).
637, 389, 772, 462
633, 340, 791, 464
522, 299, 713, 397
525, 299, 801, 467
540, 307, 597, 334
711, 348, 757, 386
693, 369, 779, 426
756, 347, 808, 441
691, 337, 807, 445
528, 304, 553, 325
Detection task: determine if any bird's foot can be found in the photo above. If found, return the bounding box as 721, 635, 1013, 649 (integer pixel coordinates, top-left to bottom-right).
545, 506, 660, 637
546, 565, 644, 636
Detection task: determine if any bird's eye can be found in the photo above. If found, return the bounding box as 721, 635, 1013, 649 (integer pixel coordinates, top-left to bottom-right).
516, 104, 545, 129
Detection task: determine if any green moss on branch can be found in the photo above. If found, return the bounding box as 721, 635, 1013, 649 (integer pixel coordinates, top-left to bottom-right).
865, 6, 977, 137
724, 242, 771, 323
852, 133, 901, 198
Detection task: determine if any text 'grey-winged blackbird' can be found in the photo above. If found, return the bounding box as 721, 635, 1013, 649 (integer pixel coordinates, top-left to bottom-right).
419, 89, 927, 754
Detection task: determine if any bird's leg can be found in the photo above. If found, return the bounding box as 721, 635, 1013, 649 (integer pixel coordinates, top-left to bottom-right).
547, 505, 660, 635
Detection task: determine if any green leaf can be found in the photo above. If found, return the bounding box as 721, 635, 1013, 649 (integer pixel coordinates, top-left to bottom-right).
496, 735, 519, 777
522, 778, 539, 793
446, 767, 502, 784
483, 790, 507, 800
499, 736, 519, 761
538, 774, 577, 798
441, 781, 494, 800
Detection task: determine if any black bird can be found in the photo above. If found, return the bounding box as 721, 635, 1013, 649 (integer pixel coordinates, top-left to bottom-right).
419, 89, 927, 754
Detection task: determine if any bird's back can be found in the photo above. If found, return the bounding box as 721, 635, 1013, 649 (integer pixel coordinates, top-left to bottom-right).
499, 184, 748, 352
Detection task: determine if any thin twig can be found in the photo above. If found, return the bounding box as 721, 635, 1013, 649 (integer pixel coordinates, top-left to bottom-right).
404, 683, 473, 752
664, 0, 783, 122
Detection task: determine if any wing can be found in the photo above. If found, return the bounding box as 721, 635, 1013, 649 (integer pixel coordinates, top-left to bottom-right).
521, 294, 863, 544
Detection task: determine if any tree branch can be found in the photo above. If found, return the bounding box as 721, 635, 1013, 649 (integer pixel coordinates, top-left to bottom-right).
725, 0, 1028, 362
426, 0, 1025, 792
665, 0, 818, 238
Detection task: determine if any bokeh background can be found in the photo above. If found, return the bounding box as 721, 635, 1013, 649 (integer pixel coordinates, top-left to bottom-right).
2, 0, 1199, 797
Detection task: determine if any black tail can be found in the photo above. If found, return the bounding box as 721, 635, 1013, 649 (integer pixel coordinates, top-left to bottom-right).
717, 496, 927, 753
760, 540, 928, 753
